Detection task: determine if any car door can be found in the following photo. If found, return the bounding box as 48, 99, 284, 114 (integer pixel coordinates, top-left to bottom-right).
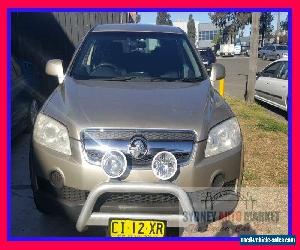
255, 61, 283, 101
268, 61, 288, 108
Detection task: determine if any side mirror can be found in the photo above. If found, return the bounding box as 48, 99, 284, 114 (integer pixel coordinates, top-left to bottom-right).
45, 59, 64, 84
210, 63, 226, 83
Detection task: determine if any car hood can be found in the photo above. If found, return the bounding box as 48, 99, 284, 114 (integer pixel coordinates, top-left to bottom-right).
43, 76, 233, 141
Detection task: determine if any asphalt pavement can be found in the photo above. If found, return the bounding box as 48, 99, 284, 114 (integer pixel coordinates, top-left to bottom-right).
216, 56, 270, 100
216, 56, 287, 122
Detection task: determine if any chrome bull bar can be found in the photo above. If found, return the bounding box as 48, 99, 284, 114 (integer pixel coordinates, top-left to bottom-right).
76, 182, 198, 232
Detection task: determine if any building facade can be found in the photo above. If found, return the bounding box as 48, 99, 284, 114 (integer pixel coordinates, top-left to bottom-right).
197, 23, 219, 48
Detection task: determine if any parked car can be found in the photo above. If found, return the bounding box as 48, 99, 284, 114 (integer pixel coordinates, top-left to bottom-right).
30, 24, 243, 237
219, 44, 235, 57
255, 58, 288, 111
258, 44, 288, 60
234, 44, 242, 55
197, 47, 216, 72
11, 57, 42, 138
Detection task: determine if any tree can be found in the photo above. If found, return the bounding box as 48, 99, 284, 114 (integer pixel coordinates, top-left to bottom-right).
280, 16, 288, 31
156, 12, 173, 26
247, 12, 261, 103
209, 12, 251, 43
212, 31, 222, 44
187, 14, 196, 45
259, 12, 274, 45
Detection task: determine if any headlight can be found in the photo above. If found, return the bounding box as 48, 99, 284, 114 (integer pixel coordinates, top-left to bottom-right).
205, 117, 241, 157
33, 113, 71, 155
101, 150, 127, 178
152, 151, 177, 180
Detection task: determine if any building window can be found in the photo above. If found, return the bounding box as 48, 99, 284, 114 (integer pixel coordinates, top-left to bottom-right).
199, 30, 218, 41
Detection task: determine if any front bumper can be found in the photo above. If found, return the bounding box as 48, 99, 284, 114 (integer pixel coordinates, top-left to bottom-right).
34, 179, 239, 232
76, 182, 197, 232
31, 136, 243, 231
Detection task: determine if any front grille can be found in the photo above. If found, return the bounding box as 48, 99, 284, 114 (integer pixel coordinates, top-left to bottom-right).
37, 177, 89, 202
82, 129, 196, 168
61, 186, 89, 202
105, 193, 178, 204
38, 177, 179, 205
83, 129, 196, 141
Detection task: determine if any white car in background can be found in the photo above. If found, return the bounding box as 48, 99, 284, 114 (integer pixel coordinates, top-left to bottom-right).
255, 58, 288, 111
219, 44, 235, 57
234, 44, 242, 55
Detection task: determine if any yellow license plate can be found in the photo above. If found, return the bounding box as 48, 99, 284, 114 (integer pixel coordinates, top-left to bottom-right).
109, 219, 166, 237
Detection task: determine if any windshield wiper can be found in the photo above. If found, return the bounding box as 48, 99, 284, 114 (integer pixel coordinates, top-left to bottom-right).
147, 77, 178, 82
105, 76, 178, 82
72, 75, 203, 83
179, 77, 203, 82
102, 76, 137, 81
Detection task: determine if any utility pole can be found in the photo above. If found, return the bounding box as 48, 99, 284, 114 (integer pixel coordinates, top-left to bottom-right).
276, 12, 281, 43
246, 12, 261, 103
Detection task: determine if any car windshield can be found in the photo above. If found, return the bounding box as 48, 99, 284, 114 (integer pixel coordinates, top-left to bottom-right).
198, 50, 210, 60
70, 32, 204, 81
276, 45, 288, 50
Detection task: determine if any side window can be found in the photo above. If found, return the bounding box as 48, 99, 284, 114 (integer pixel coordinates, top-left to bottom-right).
261, 62, 283, 78
182, 39, 201, 78
277, 62, 288, 80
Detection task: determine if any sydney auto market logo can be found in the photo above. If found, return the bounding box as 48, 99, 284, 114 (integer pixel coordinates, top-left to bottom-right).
183, 188, 280, 224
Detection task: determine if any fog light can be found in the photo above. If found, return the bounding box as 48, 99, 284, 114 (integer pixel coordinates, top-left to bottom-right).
101, 150, 127, 178
152, 151, 177, 180
49, 170, 64, 189
212, 174, 225, 187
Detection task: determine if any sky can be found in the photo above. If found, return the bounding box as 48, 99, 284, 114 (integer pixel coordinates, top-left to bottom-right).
139, 12, 288, 36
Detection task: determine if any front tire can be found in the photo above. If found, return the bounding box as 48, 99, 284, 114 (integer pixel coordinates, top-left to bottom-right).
33, 191, 54, 214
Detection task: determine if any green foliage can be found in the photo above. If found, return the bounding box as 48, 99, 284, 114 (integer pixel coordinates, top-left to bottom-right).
259, 12, 274, 41
209, 12, 275, 44
280, 16, 288, 31
187, 14, 196, 44
212, 31, 222, 44
226, 96, 288, 134
256, 117, 287, 134
209, 12, 251, 43
156, 12, 173, 26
